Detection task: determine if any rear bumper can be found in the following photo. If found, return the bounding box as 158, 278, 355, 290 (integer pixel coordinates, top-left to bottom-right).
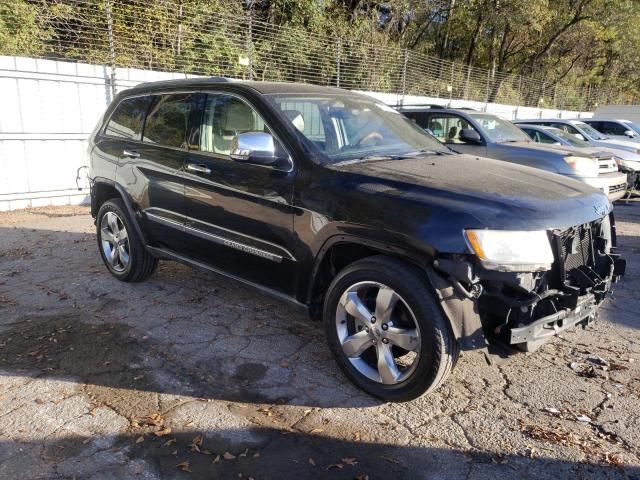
583, 172, 628, 201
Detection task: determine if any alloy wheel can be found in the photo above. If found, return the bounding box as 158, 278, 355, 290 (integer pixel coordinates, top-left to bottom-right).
335, 281, 421, 385
100, 211, 130, 272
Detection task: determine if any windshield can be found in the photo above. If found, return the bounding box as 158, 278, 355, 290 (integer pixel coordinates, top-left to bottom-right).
622, 120, 640, 135
266, 94, 450, 164
549, 128, 591, 147
574, 122, 608, 140
469, 113, 530, 143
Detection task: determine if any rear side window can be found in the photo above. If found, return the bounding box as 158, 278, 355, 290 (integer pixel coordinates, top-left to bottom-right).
105, 96, 149, 140
143, 94, 199, 148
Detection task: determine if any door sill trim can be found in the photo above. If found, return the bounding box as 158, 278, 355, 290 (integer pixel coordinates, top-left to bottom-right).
146, 246, 308, 314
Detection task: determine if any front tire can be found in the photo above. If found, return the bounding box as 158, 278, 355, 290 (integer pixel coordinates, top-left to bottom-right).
323, 255, 458, 402
96, 199, 158, 282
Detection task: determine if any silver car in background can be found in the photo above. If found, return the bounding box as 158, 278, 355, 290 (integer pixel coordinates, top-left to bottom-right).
514, 118, 640, 189
400, 107, 627, 202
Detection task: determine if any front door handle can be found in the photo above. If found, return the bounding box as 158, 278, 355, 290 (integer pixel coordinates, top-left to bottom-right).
186, 163, 212, 174
123, 149, 140, 158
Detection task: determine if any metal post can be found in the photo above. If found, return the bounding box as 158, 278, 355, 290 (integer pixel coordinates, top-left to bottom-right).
485, 69, 490, 104
247, 3, 254, 80
105, 0, 117, 98
449, 62, 454, 105
401, 49, 408, 105
336, 38, 342, 88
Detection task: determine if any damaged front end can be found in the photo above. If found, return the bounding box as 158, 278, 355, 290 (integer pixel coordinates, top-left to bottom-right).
430, 214, 626, 351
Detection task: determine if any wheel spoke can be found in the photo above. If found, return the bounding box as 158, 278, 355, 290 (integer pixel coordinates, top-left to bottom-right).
341, 330, 373, 358
118, 228, 128, 242
109, 244, 119, 267
377, 342, 401, 384
375, 287, 399, 324
385, 327, 419, 351
107, 213, 119, 234
100, 227, 115, 244
342, 292, 373, 325
118, 244, 130, 267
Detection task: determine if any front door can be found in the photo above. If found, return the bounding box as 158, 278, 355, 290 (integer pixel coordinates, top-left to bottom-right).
182, 93, 297, 295
425, 113, 487, 156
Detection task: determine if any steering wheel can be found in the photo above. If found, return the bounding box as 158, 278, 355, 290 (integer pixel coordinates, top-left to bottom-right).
355, 132, 383, 146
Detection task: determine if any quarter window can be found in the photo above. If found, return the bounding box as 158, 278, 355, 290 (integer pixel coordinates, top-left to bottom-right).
598, 121, 628, 135
143, 94, 199, 148
200, 94, 269, 155
105, 96, 149, 140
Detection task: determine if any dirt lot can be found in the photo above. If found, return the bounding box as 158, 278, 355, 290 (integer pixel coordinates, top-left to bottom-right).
0, 201, 639, 480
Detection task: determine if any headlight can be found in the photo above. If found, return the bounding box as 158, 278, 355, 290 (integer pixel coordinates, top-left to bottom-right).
564, 155, 599, 177
464, 230, 554, 272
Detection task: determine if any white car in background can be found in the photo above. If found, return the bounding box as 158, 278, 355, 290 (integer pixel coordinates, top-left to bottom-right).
513, 119, 640, 180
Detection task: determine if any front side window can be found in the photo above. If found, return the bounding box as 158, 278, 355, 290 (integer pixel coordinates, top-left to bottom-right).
426, 115, 479, 144
105, 96, 149, 140
267, 94, 449, 164
573, 122, 608, 140
469, 113, 530, 143
550, 122, 580, 136
597, 121, 628, 135
143, 94, 199, 148
200, 94, 269, 155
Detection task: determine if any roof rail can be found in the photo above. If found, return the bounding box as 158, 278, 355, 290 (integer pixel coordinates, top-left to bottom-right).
396, 103, 448, 109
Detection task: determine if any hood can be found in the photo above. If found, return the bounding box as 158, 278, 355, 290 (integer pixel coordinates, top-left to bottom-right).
600, 138, 640, 151
328, 153, 611, 252
494, 140, 580, 157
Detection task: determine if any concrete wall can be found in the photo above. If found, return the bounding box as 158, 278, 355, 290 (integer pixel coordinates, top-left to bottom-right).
0, 55, 594, 211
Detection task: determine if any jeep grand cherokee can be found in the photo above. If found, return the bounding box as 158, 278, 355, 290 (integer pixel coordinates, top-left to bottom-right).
88, 79, 625, 401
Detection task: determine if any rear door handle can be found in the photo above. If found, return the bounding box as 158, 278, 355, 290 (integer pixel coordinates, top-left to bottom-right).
123, 149, 140, 158
186, 163, 212, 174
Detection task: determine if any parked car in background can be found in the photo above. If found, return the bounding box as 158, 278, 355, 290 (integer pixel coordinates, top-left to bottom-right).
583, 118, 640, 142
88, 79, 625, 401
399, 106, 627, 201
518, 124, 639, 192
514, 119, 640, 192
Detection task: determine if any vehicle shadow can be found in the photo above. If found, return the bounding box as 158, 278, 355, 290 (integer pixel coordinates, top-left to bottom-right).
0, 427, 636, 479
0, 224, 377, 408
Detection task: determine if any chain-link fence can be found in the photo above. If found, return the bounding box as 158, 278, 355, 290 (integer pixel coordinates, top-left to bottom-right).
1, 0, 624, 111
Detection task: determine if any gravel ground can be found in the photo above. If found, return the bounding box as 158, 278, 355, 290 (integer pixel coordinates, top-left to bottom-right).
0, 201, 639, 480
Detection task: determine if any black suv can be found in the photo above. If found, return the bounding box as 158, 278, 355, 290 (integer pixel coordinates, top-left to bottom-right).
88, 79, 625, 401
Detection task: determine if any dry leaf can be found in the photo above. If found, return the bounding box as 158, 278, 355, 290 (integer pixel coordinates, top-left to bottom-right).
135, 436, 145, 444
154, 427, 172, 437
239, 448, 248, 457
176, 460, 191, 472
303, 409, 312, 414
309, 428, 324, 434
354, 431, 362, 441
356, 476, 369, 480
326, 463, 344, 470
223, 451, 236, 460
191, 434, 204, 446
381, 455, 400, 464
253, 452, 260, 458
308, 457, 316, 466
133, 374, 145, 381
212, 455, 221, 464
164, 438, 177, 447
342, 457, 358, 466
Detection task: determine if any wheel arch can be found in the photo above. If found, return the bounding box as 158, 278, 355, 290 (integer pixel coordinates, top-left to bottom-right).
304, 234, 436, 319
91, 179, 150, 247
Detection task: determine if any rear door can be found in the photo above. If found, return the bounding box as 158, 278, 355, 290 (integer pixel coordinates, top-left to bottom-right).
119, 92, 204, 252
182, 92, 297, 295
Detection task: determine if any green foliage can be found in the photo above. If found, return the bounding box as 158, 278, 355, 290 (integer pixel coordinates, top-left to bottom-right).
1, 0, 638, 106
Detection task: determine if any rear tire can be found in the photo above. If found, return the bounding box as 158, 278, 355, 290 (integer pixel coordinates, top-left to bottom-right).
96, 198, 158, 282
323, 255, 458, 402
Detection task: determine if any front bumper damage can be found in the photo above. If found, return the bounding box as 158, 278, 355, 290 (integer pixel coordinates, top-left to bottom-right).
430, 214, 625, 350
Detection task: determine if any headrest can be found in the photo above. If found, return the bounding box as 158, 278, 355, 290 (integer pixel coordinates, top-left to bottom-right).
219, 100, 255, 132
282, 110, 305, 132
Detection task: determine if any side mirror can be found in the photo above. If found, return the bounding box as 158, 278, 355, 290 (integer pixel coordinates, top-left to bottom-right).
624, 129, 636, 138
459, 128, 482, 144
230, 132, 285, 166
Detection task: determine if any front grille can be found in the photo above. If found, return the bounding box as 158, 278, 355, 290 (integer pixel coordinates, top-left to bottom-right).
598, 157, 617, 173
609, 183, 626, 194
